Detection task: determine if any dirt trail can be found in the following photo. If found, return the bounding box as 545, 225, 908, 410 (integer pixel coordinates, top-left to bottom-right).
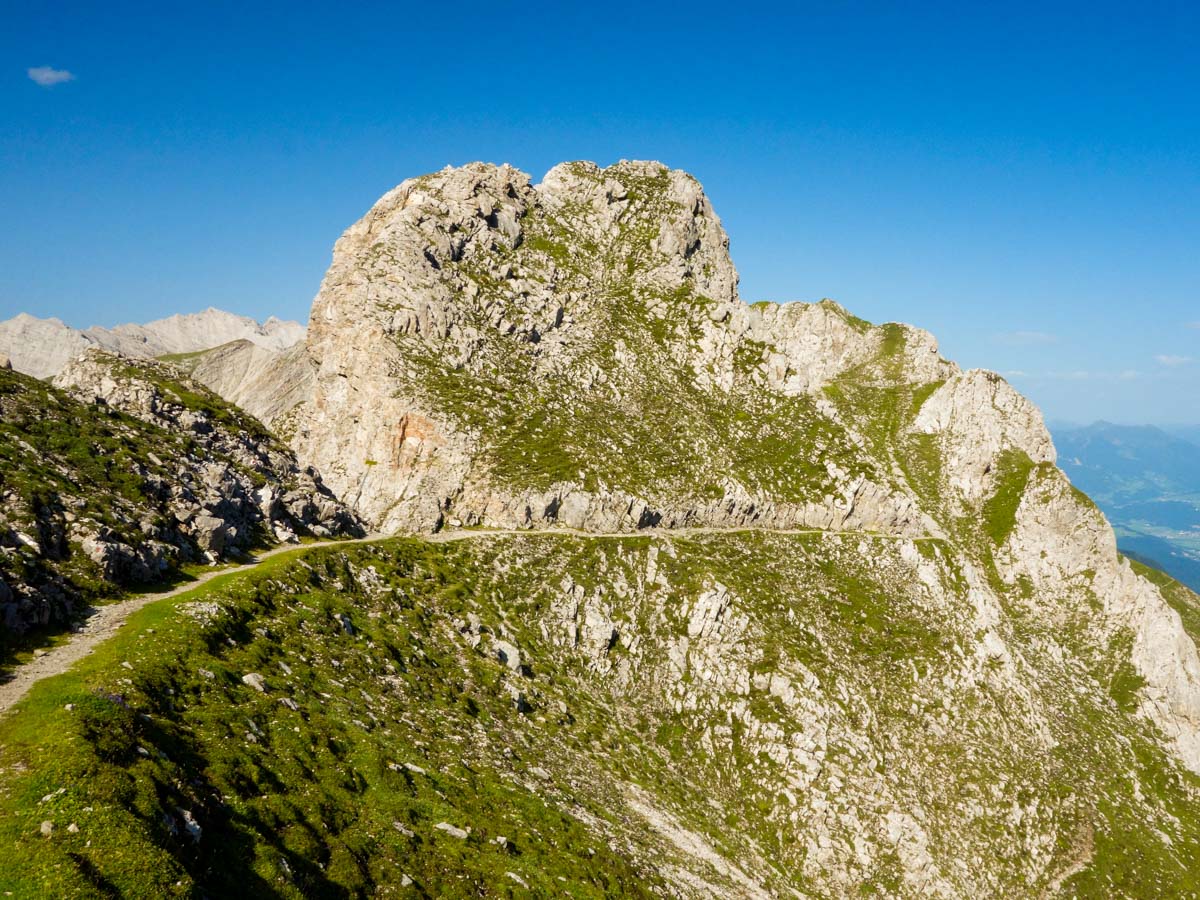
0, 536, 381, 715
0, 525, 931, 716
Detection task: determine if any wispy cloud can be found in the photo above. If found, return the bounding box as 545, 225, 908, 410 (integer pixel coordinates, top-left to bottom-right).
1154, 354, 1192, 367
1187, 322, 1200, 330
1001, 370, 1029, 378
994, 330, 1057, 346
27, 66, 74, 87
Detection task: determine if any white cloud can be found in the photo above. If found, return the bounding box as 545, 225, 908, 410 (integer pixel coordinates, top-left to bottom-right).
1001, 370, 1029, 378
1154, 354, 1192, 367
27, 66, 74, 87
994, 330, 1057, 346
1187, 322, 1200, 330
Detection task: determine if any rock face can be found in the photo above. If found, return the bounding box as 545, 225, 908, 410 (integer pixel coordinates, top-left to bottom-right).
0, 308, 305, 379
293, 160, 1200, 782
0, 353, 359, 633
166, 338, 316, 430
53, 350, 361, 546
295, 161, 951, 535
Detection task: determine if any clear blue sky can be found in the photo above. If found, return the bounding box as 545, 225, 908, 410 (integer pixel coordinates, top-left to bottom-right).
3, 1, 1198, 423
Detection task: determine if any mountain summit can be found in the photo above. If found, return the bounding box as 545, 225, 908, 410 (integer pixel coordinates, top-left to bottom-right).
294, 161, 957, 533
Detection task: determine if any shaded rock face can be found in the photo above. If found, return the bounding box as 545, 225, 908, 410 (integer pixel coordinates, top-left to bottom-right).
0, 354, 361, 634
0, 308, 305, 380
293, 160, 1200, 777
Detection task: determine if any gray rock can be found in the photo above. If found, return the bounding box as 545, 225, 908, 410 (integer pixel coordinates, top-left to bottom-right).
0, 308, 305, 380
241, 673, 266, 693
192, 515, 228, 555
494, 639, 522, 672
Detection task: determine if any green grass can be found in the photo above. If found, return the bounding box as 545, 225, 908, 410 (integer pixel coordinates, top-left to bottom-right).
3, 531, 1200, 896
981, 449, 1036, 545
0, 540, 668, 897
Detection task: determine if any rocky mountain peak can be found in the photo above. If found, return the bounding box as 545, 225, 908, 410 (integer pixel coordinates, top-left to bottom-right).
287, 160, 1200, 784
296, 160, 951, 534
6, 161, 1200, 897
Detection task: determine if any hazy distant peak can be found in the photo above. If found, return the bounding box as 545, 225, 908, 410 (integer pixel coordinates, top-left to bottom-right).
0, 308, 306, 379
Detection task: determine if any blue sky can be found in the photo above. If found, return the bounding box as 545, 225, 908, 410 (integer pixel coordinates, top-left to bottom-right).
3, 1, 1198, 423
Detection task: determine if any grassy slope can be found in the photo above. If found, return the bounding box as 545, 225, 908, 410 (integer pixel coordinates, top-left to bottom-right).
1, 534, 1198, 897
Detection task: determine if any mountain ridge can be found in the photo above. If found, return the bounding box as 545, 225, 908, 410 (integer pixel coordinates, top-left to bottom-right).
0, 307, 305, 379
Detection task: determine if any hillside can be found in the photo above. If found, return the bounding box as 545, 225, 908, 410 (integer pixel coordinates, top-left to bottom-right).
0, 351, 358, 640
162, 338, 316, 430
4, 532, 1200, 896
1, 161, 1199, 897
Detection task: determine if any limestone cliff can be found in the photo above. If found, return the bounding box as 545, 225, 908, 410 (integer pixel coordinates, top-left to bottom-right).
166, 338, 316, 430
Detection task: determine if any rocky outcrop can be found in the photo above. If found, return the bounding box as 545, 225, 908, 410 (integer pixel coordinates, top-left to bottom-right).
912, 368, 1056, 503
294, 161, 936, 535
54, 350, 360, 546
0, 308, 305, 379
0, 354, 359, 634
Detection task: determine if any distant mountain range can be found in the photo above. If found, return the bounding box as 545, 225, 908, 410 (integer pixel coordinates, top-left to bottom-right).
0, 308, 305, 379
1052, 420, 1200, 590
1165, 424, 1200, 447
